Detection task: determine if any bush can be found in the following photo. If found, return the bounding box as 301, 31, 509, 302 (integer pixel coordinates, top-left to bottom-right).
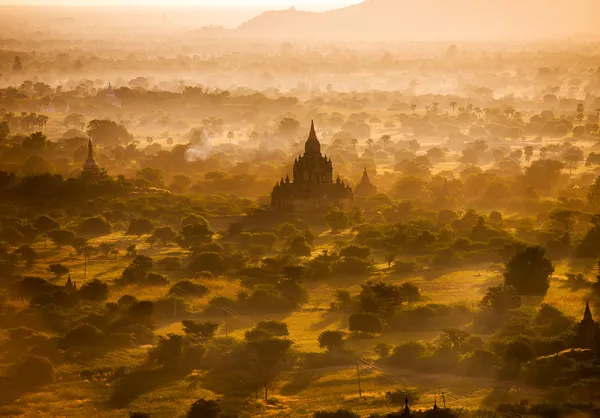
7, 355, 56, 388
169, 281, 209, 298
78, 279, 109, 301
348, 312, 382, 334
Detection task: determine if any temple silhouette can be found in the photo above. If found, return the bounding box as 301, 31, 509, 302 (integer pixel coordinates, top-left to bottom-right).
271, 121, 353, 212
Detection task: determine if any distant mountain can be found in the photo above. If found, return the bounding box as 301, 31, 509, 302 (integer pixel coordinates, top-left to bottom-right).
237, 0, 600, 41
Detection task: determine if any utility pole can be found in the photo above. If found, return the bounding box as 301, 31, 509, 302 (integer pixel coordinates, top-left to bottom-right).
355, 362, 362, 399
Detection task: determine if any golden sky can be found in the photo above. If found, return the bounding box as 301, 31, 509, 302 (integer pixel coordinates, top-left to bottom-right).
0, 0, 362, 6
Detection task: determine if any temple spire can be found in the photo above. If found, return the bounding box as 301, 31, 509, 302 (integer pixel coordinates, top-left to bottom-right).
304, 121, 321, 155
583, 301, 594, 324
88, 138, 94, 159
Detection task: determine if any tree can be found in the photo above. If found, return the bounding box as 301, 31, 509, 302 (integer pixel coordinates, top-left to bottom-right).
384, 252, 396, 268
181, 320, 219, 341
33, 216, 60, 234
48, 264, 69, 279
12, 56, 23, 72
87, 119, 131, 146
348, 312, 382, 334
480, 285, 521, 314
80, 245, 96, 277
288, 235, 311, 256
127, 218, 155, 236
503, 341, 535, 377
318, 330, 345, 351
14, 245, 36, 267
587, 177, 600, 209
503, 246, 553, 296
78, 216, 111, 238
187, 399, 220, 418
7, 355, 55, 388
524, 145, 534, 163
278, 117, 300, 139
561, 147, 584, 174
246, 336, 293, 401
450, 101, 457, 115
136, 167, 164, 188
523, 159, 564, 195
189, 252, 226, 275
78, 279, 109, 301
152, 227, 177, 245
324, 208, 349, 233
255, 321, 289, 337
0, 121, 9, 143
47, 229, 75, 248
177, 223, 213, 249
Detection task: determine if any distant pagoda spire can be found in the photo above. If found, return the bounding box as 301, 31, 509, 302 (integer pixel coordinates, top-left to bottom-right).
304, 120, 321, 155
583, 301, 594, 324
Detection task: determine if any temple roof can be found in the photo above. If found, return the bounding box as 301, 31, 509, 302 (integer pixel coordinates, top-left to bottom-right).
304, 120, 321, 155
360, 167, 371, 184
83, 139, 99, 172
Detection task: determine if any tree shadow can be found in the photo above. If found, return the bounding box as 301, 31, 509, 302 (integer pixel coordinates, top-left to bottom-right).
308, 311, 346, 331
279, 370, 323, 395
106, 366, 188, 409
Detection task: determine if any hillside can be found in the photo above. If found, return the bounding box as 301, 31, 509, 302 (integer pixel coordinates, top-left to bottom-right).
237, 0, 600, 41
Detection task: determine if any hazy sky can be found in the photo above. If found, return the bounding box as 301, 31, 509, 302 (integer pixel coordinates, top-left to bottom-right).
0, 0, 362, 8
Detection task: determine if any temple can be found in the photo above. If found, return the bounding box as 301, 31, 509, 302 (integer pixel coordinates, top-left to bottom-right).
574, 301, 599, 349
81, 139, 100, 178
271, 121, 353, 212
354, 167, 377, 197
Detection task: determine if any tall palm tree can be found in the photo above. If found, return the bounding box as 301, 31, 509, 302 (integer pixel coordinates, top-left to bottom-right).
450, 101, 457, 116
410, 104, 416, 116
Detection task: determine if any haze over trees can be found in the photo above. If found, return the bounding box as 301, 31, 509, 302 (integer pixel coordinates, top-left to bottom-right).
0, 1, 600, 417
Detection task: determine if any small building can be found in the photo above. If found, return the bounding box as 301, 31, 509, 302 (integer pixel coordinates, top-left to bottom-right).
574, 301, 600, 349
271, 121, 353, 212
81, 139, 101, 178
354, 167, 377, 197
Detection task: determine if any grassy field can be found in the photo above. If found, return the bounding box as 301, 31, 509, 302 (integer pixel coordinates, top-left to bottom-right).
1, 223, 596, 417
